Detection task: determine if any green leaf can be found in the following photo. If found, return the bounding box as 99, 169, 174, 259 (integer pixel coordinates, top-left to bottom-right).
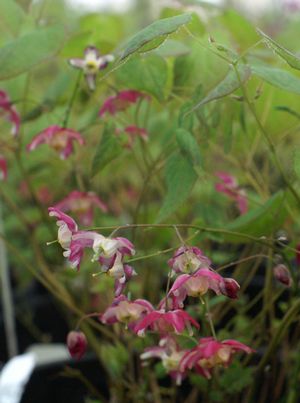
91, 124, 122, 177
120, 13, 192, 59
0, 24, 65, 80
251, 64, 300, 95
189, 65, 251, 112
116, 54, 168, 101
257, 28, 300, 70
0, 0, 26, 36
293, 150, 300, 179
176, 128, 201, 167
156, 151, 197, 222
224, 191, 286, 243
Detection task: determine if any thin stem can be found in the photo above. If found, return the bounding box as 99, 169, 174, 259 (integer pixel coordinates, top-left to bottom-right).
88, 223, 298, 253
204, 296, 217, 339
62, 71, 82, 128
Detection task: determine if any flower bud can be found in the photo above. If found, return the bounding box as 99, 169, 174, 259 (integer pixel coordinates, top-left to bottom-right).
66, 330, 87, 360
273, 264, 292, 287
220, 278, 240, 299
275, 230, 289, 249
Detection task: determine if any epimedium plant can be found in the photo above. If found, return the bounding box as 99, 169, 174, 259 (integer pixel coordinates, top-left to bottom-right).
1, 0, 300, 402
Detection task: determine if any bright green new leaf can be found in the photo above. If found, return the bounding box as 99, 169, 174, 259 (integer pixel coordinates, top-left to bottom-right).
91, 124, 122, 177
0, 24, 65, 80
176, 128, 201, 167
156, 151, 197, 222
224, 191, 286, 243
189, 65, 251, 112
257, 28, 300, 71
252, 64, 300, 95
120, 13, 192, 59
116, 55, 168, 101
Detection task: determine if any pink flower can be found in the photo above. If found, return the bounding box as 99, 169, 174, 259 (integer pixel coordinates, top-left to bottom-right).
167, 269, 240, 308
215, 171, 248, 214
116, 125, 149, 148
180, 337, 254, 379
92, 234, 135, 262
68, 230, 96, 269
273, 264, 292, 287
27, 125, 84, 159
0, 90, 20, 136
69, 46, 115, 91
141, 336, 188, 385
168, 246, 211, 275
54, 190, 108, 226
66, 330, 87, 360
0, 156, 7, 180
48, 207, 78, 258
134, 309, 200, 337
100, 295, 153, 327
99, 90, 149, 117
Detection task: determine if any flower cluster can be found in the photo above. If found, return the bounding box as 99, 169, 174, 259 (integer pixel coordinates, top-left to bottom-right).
47, 213, 253, 382
48, 207, 136, 295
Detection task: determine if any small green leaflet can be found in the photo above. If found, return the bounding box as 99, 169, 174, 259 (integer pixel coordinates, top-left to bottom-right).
176, 128, 201, 167
91, 124, 122, 177
120, 13, 192, 60
257, 28, 300, 71
189, 65, 251, 112
0, 24, 65, 80
156, 151, 197, 223
251, 64, 300, 95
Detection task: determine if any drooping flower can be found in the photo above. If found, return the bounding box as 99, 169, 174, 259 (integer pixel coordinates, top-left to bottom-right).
27, 125, 84, 159
180, 337, 254, 379
141, 336, 188, 385
273, 264, 292, 287
68, 230, 97, 269
215, 171, 248, 214
114, 264, 137, 297
66, 330, 87, 360
48, 207, 78, 257
0, 90, 20, 136
167, 269, 240, 308
168, 246, 211, 275
0, 156, 7, 180
92, 234, 135, 262
134, 309, 200, 337
99, 90, 149, 117
100, 295, 153, 328
115, 125, 148, 148
54, 190, 108, 226
69, 46, 115, 91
